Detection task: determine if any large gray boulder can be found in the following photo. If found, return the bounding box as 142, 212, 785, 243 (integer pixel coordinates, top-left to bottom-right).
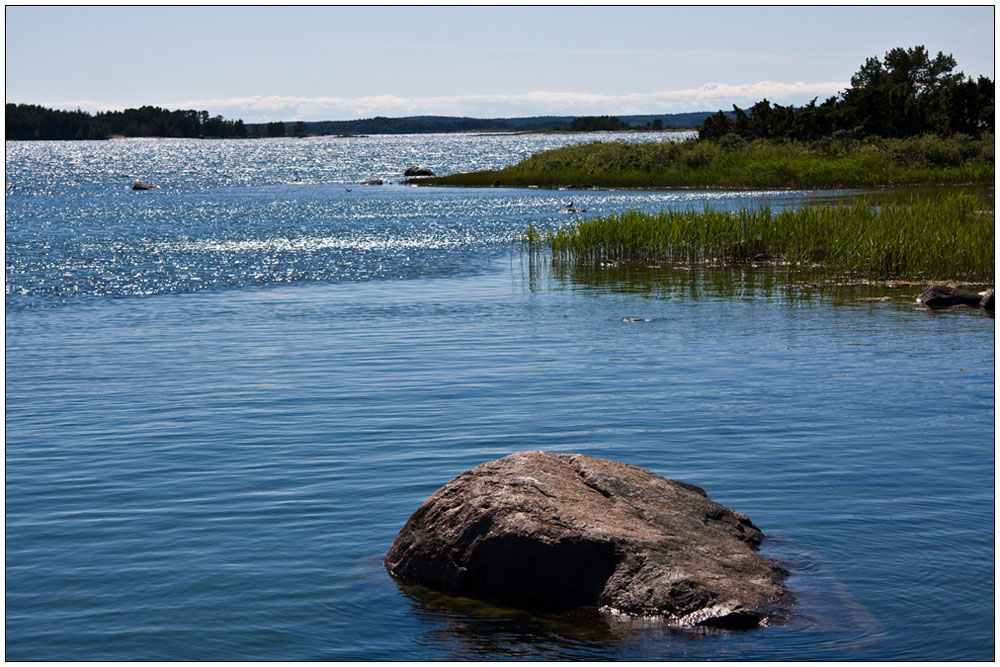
385, 451, 790, 629
404, 166, 435, 176
917, 285, 983, 309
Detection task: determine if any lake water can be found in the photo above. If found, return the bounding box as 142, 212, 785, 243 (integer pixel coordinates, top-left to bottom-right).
5, 133, 994, 660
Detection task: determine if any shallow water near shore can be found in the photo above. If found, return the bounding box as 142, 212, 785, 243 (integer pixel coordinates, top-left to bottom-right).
5, 135, 994, 660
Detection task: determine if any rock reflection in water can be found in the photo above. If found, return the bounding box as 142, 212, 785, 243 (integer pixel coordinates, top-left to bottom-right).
397, 582, 757, 660
392, 536, 890, 661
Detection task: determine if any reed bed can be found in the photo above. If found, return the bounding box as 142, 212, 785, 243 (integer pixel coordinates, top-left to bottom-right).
522, 192, 994, 281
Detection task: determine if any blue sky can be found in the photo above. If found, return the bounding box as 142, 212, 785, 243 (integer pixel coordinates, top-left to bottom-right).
5, 5, 995, 122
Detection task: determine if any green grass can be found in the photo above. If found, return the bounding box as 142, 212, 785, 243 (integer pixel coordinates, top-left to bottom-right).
416, 134, 994, 190
522, 192, 994, 282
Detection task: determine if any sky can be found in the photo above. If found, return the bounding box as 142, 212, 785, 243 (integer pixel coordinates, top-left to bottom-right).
5, 5, 995, 122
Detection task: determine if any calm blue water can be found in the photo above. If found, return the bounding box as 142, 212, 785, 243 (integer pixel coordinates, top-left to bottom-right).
6, 134, 995, 660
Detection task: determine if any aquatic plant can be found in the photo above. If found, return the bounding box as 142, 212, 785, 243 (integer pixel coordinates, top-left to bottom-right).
522, 192, 994, 281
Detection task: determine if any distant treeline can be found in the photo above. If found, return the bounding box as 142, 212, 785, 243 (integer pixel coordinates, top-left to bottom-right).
5, 106, 717, 141
252, 112, 714, 136
568, 116, 668, 131
276, 115, 569, 135
700, 46, 994, 141
5, 104, 251, 140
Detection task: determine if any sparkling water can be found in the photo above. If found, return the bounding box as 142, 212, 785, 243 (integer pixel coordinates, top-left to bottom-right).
5, 134, 994, 660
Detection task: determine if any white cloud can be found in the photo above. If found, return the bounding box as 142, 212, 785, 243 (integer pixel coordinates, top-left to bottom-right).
37, 100, 128, 114
45, 81, 850, 122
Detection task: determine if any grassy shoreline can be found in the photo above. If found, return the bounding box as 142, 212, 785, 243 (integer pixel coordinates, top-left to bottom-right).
412, 134, 994, 190
521, 192, 994, 282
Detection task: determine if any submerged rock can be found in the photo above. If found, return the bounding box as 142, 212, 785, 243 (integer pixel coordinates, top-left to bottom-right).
916, 285, 983, 309
360, 179, 383, 185
404, 166, 435, 177
385, 451, 790, 629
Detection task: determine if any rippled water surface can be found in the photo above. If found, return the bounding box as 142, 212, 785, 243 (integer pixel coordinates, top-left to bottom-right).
5, 135, 994, 660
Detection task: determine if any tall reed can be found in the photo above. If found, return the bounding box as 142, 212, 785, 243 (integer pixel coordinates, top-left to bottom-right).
524, 192, 994, 281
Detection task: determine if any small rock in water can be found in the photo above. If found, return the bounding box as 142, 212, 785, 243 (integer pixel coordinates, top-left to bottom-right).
385, 451, 790, 629
916, 285, 982, 309
622, 316, 651, 323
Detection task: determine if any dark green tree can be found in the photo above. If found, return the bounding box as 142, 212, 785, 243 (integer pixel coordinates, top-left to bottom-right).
698, 110, 735, 140
570, 115, 630, 131
699, 46, 994, 141
840, 46, 963, 137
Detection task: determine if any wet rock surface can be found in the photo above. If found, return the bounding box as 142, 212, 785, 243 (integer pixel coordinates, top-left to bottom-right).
404, 166, 435, 176
917, 285, 984, 309
385, 451, 790, 629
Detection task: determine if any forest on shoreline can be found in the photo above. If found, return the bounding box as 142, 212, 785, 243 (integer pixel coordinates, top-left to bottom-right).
5, 105, 254, 141
700, 46, 992, 141
4, 105, 713, 141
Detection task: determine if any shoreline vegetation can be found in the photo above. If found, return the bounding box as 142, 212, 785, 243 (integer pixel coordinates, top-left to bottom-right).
414, 46, 993, 191
409, 133, 994, 190
416, 46, 995, 189
449, 45, 994, 284
520, 191, 994, 283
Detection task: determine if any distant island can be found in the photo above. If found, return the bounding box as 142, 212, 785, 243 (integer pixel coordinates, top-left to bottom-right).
279, 113, 711, 136
4, 105, 716, 141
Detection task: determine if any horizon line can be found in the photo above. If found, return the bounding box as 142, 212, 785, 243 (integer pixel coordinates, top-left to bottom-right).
31, 80, 851, 124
